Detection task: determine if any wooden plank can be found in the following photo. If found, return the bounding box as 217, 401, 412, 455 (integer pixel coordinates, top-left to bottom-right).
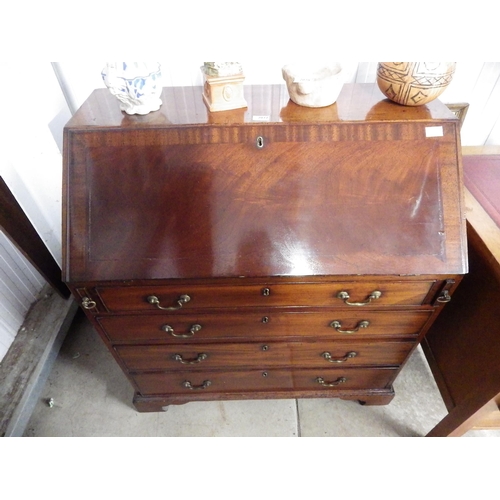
0, 176, 69, 299
424, 149, 500, 436
0, 284, 77, 437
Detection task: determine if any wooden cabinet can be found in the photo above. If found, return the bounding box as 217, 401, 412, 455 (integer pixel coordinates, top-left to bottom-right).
423, 151, 500, 436
63, 83, 467, 411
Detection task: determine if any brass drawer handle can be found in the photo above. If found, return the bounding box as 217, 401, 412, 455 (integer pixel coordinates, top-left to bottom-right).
81, 297, 97, 310
436, 290, 451, 303
316, 376, 347, 387
183, 380, 211, 390
172, 353, 208, 365
162, 324, 202, 338
337, 290, 382, 306
330, 320, 370, 334
147, 294, 190, 310
322, 351, 357, 363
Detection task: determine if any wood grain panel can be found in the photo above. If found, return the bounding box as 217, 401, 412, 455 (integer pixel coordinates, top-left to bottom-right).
63, 84, 466, 282
97, 309, 432, 342
95, 281, 437, 312
133, 366, 398, 396
115, 340, 414, 371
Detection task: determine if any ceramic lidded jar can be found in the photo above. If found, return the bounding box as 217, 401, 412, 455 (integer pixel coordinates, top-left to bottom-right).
101, 62, 162, 115
376, 62, 456, 106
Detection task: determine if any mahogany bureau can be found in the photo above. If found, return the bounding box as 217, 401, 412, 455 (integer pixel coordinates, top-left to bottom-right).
62, 83, 467, 412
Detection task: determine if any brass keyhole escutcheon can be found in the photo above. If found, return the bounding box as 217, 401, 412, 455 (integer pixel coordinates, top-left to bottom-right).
262, 287, 270, 296
256, 136, 264, 148
262, 316, 269, 323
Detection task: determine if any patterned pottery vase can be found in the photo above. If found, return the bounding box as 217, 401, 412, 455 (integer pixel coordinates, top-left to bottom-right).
376, 62, 456, 106
101, 62, 162, 115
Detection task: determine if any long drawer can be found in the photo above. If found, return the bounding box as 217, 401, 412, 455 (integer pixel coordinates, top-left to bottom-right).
94, 280, 436, 312
97, 309, 432, 342
116, 340, 415, 371
133, 367, 398, 396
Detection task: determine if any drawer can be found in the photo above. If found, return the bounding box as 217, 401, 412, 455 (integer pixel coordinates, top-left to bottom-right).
116, 340, 415, 371
94, 280, 436, 312
98, 309, 432, 342
133, 367, 398, 396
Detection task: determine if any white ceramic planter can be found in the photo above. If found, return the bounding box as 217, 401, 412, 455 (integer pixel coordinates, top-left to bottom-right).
101, 62, 162, 115
282, 62, 344, 108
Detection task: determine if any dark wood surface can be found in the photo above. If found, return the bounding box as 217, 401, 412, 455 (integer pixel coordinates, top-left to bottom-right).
423, 150, 500, 436
115, 339, 415, 371
65, 83, 457, 129
63, 84, 466, 282
0, 176, 69, 298
133, 366, 399, 397
63, 84, 466, 412
95, 280, 439, 311
463, 154, 500, 227
97, 309, 432, 343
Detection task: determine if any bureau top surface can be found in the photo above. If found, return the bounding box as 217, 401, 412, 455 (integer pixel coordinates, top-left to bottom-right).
65, 83, 457, 130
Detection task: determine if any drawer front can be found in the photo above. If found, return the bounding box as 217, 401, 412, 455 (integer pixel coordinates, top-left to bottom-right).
98, 309, 432, 342
133, 367, 398, 396
116, 340, 414, 371
95, 280, 436, 312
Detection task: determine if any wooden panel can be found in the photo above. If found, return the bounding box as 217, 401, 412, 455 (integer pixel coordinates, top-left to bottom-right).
95, 280, 436, 312
423, 154, 500, 435
63, 84, 466, 282
133, 366, 398, 396
423, 236, 500, 409
471, 397, 500, 430
463, 154, 500, 227
83, 140, 448, 279
115, 340, 415, 371
97, 309, 432, 342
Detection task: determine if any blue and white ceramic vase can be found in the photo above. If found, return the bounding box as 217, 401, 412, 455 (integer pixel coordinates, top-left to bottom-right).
101, 62, 162, 115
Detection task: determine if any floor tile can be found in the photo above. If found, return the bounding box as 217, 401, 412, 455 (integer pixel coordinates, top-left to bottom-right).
24, 313, 500, 438
155, 399, 298, 437
297, 347, 450, 437
24, 313, 298, 437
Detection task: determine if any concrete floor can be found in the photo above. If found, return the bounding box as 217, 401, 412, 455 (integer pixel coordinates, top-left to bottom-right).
24, 310, 500, 437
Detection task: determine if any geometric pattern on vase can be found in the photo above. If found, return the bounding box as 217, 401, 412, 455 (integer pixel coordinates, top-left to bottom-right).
376, 62, 456, 106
